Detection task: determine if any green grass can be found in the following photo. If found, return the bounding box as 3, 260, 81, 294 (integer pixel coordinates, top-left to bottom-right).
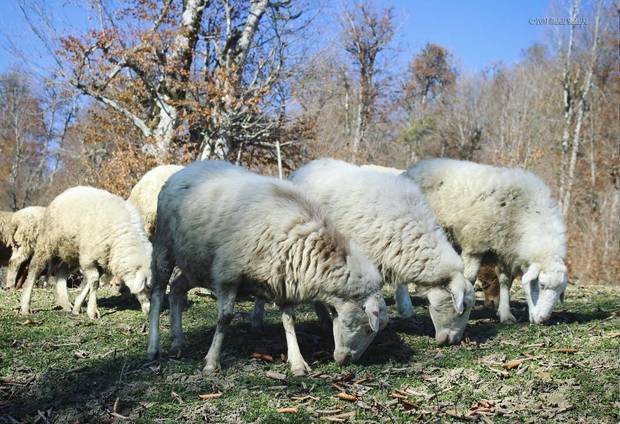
0, 284, 618, 423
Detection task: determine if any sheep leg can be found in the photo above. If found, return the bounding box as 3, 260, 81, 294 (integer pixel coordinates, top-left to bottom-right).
147, 285, 165, 361
72, 278, 90, 315
497, 270, 516, 323
19, 253, 48, 316
203, 288, 236, 374
251, 298, 266, 332
83, 267, 101, 320
281, 306, 311, 376
147, 248, 174, 361
169, 274, 190, 355
6, 247, 30, 290
394, 284, 415, 319
462, 252, 482, 283
53, 265, 72, 312
314, 301, 333, 335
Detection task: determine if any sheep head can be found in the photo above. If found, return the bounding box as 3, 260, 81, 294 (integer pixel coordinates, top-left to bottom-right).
426, 272, 475, 346
521, 259, 567, 324
332, 291, 388, 364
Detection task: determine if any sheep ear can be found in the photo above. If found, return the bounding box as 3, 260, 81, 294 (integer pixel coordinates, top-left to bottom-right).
364, 296, 381, 333
448, 276, 467, 315
521, 263, 541, 286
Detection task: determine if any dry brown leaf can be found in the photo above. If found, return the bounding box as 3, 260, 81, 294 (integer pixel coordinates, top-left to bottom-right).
320, 411, 356, 422
556, 348, 578, 354
390, 391, 407, 399
538, 370, 551, 381
502, 359, 525, 370
251, 352, 274, 362
335, 392, 358, 401
467, 399, 496, 416
604, 332, 620, 339
266, 370, 287, 381
331, 383, 346, 392
277, 407, 298, 413
198, 392, 223, 401
399, 398, 416, 411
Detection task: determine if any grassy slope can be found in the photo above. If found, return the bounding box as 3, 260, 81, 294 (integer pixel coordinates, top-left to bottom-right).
0, 284, 618, 423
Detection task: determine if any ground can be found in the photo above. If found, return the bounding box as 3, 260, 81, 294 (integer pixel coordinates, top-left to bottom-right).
0, 284, 618, 423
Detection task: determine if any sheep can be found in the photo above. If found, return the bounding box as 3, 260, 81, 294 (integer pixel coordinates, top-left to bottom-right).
360, 164, 405, 176
128, 165, 184, 237
5, 206, 45, 290
19, 186, 152, 319
0, 211, 14, 273
147, 160, 388, 376
405, 158, 567, 324
286, 158, 475, 346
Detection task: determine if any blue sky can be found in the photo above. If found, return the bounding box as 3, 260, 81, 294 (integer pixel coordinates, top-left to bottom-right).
0, 0, 553, 75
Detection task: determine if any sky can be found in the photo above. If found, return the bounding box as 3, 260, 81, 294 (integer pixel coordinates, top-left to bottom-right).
0, 0, 554, 76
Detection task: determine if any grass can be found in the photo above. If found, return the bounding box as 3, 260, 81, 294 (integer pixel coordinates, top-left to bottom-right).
0, 283, 618, 423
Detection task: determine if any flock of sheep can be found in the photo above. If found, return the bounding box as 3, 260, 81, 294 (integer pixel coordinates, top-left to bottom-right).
0, 158, 568, 377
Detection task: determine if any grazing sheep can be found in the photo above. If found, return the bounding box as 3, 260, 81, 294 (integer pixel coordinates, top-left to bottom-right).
147, 160, 388, 376
128, 165, 184, 237
0, 212, 14, 272
6, 206, 45, 290
360, 164, 405, 176
405, 158, 567, 324
19, 187, 152, 319
287, 158, 475, 346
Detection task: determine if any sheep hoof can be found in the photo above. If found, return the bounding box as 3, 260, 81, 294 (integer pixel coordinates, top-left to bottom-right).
202, 363, 221, 375
87, 308, 100, 320
169, 346, 183, 359
291, 360, 311, 377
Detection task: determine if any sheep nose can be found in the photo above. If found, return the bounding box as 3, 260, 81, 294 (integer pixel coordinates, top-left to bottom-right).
334, 350, 352, 365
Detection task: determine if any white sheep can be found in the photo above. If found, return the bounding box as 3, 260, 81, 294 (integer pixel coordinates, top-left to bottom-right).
19, 186, 152, 319
360, 164, 405, 176
287, 158, 475, 346
5, 206, 45, 290
128, 165, 184, 237
405, 158, 567, 324
0, 211, 14, 273
147, 160, 388, 376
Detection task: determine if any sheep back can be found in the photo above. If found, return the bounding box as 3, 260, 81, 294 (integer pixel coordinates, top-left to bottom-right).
155, 160, 378, 303
405, 158, 566, 270
128, 165, 184, 237
290, 158, 463, 288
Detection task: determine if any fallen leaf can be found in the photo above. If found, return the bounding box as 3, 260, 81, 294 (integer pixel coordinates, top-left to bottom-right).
331, 383, 346, 392
198, 392, 223, 401
73, 350, 90, 359
538, 370, 552, 381
251, 352, 273, 362
556, 348, 578, 354
335, 392, 358, 401
19, 319, 41, 326
266, 370, 287, 381
467, 399, 496, 416
320, 411, 356, 422
399, 398, 416, 411
277, 407, 298, 413
604, 332, 620, 339
502, 359, 525, 370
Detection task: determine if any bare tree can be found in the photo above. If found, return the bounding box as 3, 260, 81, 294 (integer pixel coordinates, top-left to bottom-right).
558, 0, 603, 217
341, 1, 394, 163
19, 0, 305, 163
